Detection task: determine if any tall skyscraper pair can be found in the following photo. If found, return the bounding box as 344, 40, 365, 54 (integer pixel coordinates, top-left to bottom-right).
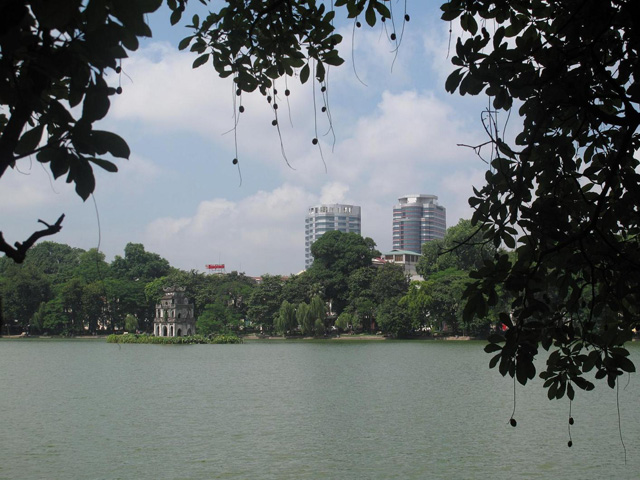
304, 195, 446, 269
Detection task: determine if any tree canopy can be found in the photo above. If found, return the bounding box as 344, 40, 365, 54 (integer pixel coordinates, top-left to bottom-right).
0, 0, 164, 261
442, 0, 640, 399
306, 230, 380, 315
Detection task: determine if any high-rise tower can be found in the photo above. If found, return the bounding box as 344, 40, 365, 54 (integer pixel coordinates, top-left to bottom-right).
305, 204, 361, 269
392, 194, 446, 253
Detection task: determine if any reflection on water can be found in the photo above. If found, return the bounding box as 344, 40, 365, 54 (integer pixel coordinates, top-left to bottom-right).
0, 339, 638, 480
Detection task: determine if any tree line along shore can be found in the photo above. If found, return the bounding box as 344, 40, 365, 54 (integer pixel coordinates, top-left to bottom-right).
0, 220, 505, 339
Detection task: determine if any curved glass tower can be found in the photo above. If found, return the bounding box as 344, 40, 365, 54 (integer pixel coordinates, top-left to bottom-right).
392, 194, 446, 253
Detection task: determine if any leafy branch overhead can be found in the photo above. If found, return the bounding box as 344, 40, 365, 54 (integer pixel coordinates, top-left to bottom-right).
0, 0, 156, 193
0, 0, 161, 259
174, 0, 395, 94
0, 0, 395, 260
442, 0, 640, 399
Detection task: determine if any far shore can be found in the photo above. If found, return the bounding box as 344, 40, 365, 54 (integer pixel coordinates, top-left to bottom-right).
241, 334, 478, 341
1, 333, 479, 341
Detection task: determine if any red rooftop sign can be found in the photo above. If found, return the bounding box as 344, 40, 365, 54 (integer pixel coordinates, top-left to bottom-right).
205, 264, 225, 270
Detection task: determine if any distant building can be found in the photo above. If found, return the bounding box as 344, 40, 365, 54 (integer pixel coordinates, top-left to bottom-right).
153, 287, 195, 337
392, 194, 446, 253
374, 249, 423, 281
305, 203, 362, 269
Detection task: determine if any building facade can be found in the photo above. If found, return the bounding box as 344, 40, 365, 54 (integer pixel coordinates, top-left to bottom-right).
392, 194, 446, 253
153, 287, 196, 337
374, 250, 423, 281
305, 203, 361, 269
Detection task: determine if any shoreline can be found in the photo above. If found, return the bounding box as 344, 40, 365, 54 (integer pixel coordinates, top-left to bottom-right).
1, 333, 479, 341
241, 334, 478, 341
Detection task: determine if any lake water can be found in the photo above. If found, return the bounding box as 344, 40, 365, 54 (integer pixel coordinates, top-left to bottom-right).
0, 339, 638, 480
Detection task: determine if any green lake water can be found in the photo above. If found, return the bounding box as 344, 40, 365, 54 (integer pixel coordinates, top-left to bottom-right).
0, 339, 638, 479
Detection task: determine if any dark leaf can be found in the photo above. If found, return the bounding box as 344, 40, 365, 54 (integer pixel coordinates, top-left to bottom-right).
15, 126, 44, 156
300, 64, 310, 84
88, 157, 118, 173
178, 36, 193, 51
91, 131, 130, 159
192, 54, 210, 68
484, 342, 502, 353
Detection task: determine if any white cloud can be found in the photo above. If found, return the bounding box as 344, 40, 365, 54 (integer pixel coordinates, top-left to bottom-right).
142, 184, 317, 275
1, 15, 492, 275
319, 182, 350, 204
0, 162, 72, 210
109, 42, 234, 137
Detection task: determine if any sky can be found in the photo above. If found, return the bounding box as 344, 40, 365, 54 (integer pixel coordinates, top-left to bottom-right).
2, 0, 499, 276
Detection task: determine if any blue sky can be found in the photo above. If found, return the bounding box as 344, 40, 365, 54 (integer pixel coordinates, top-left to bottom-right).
2, 1, 494, 276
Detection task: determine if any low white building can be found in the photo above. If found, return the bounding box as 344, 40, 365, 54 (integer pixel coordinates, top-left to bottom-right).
374, 250, 423, 281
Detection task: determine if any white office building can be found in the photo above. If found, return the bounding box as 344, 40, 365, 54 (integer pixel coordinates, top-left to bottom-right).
305, 204, 362, 269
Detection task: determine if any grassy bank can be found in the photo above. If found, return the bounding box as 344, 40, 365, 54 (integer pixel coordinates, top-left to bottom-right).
106, 333, 242, 344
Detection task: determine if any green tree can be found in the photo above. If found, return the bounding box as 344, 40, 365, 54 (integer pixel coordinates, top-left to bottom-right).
74, 249, 110, 284
282, 273, 321, 306
400, 281, 433, 333
371, 263, 409, 304
111, 243, 171, 282
335, 311, 355, 332
314, 318, 325, 337
417, 219, 496, 278
82, 281, 107, 334
59, 277, 86, 334
309, 295, 327, 332
0, 263, 51, 333
211, 272, 256, 320
40, 297, 68, 335
307, 231, 379, 315
246, 275, 284, 332
124, 314, 139, 333
296, 302, 313, 336
196, 302, 239, 335
420, 268, 471, 336
1, 242, 84, 285
375, 299, 411, 338
352, 298, 374, 332
274, 300, 297, 336
443, 0, 640, 396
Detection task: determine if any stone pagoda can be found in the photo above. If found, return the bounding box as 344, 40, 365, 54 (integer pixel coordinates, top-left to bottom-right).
153, 287, 195, 337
